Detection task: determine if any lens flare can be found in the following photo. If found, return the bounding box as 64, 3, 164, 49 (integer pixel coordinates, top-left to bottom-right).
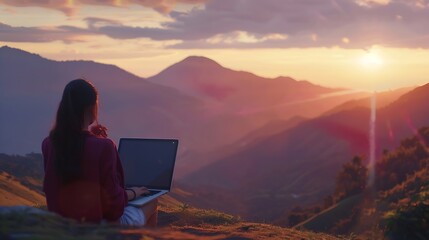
368, 93, 377, 187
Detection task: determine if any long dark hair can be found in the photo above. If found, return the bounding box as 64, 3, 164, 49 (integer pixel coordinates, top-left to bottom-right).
49, 79, 98, 184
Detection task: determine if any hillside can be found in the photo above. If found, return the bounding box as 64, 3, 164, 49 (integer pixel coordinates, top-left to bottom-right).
294, 194, 365, 233
294, 127, 429, 239
179, 83, 429, 223
178, 116, 307, 177
0, 154, 343, 240
0, 172, 45, 206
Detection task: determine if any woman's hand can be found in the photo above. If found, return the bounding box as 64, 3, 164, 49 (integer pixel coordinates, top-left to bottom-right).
89, 124, 108, 138
126, 186, 150, 200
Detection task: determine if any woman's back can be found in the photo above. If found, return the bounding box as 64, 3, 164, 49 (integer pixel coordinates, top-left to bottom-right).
42, 131, 127, 222
42, 79, 157, 226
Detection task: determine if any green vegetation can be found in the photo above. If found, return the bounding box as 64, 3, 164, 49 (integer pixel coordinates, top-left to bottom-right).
376, 127, 429, 191
159, 204, 240, 227
290, 127, 429, 239
384, 200, 429, 240
334, 156, 368, 202
377, 128, 429, 239
288, 156, 369, 233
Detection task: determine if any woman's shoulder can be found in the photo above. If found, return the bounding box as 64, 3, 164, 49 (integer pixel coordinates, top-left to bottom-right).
85, 135, 119, 162
85, 133, 117, 150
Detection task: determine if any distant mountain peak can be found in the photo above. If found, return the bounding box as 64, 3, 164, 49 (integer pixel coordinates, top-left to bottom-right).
178, 55, 223, 68
0, 45, 45, 61
1, 45, 30, 54
150, 55, 228, 80
0, 45, 15, 50
273, 76, 297, 82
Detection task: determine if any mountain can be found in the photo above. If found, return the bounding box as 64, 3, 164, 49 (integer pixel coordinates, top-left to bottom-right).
148, 56, 338, 108
147, 55, 372, 176
177, 116, 307, 177
0, 46, 204, 157
179, 83, 429, 222
0, 46, 369, 179
323, 87, 414, 116
147, 56, 370, 121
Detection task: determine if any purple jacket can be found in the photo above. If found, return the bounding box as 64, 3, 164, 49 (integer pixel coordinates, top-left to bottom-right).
42, 132, 127, 222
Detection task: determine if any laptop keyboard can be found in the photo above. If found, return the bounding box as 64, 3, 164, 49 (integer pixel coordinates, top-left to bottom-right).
142, 190, 161, 197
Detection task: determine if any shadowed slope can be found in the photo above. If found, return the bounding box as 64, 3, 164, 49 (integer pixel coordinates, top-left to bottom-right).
179, 83, 429, 223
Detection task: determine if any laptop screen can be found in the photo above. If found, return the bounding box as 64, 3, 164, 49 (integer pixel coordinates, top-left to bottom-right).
118, 138, 178, 190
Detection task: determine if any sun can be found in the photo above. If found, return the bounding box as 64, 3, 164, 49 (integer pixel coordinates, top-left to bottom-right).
359, 51, 384, 69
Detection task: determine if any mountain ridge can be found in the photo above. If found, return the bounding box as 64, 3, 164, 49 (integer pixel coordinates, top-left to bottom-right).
178, 82, 428, 223
147, 54, 339, 104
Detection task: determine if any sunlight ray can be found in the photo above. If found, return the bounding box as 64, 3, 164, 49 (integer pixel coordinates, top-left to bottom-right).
368, 93, 377, 187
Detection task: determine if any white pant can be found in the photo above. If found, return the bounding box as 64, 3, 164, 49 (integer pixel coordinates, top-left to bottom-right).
119, 206, 146, 226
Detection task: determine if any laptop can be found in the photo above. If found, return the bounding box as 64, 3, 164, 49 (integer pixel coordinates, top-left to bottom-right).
118, 138, 179, 206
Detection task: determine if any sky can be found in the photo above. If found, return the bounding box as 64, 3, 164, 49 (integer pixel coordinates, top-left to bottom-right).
1, 0, 429, 91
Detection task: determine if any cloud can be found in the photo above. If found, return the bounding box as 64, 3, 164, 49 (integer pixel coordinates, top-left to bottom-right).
355, 0, 391, 7
0, 22, 94, 43
1, 0, 429, 48
90, 0, 429, 48
85, 17, 122, 30
205, 32, 288, 44
0, 0, 208, 15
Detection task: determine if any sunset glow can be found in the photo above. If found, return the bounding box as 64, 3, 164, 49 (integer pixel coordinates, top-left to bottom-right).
360, 51, 384, 69
1, 0, 429, 91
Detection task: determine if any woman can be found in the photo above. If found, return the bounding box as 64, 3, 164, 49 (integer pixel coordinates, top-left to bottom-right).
42, 79, 157, 226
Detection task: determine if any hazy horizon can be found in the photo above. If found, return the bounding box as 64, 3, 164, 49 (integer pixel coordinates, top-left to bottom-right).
0, 44, 425, 94
1, 0, 429, 91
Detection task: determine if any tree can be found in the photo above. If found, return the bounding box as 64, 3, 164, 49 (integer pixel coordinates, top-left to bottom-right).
385, 201, 429, 240
334, 156, 368, 201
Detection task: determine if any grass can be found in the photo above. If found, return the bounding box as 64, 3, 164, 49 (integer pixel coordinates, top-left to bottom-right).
0, 165, 344, 239
0, 210, 124, 240
0, 205, 345, 240
295, 194, 364, 232
158, 205, 240, 227
0, 172, 45, 206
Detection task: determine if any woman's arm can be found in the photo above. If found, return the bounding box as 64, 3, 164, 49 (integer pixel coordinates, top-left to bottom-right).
99, 139, 127, 221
